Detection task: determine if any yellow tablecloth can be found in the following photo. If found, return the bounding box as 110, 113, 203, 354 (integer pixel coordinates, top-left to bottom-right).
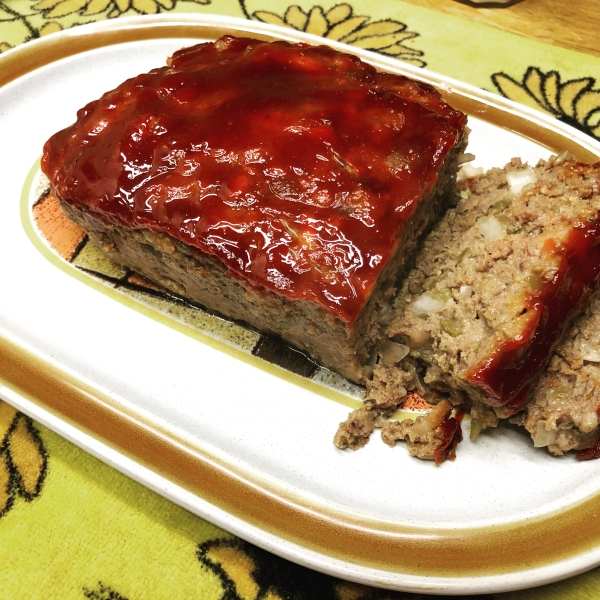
1, 1, 600, 598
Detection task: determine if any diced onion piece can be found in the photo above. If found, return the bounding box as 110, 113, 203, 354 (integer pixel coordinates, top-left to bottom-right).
440, 318, 462, 337
547, 386, 571, 403
410, 401, 452, 436
424, 399, 453, 428
457, 152, 476, 165
379, 303, 393, 323
580, 342, 600, 362
533, 421, 557, 447
470, 418, 482, 441
379, 339, 410, 366
410, 293, 445, 316
476, 215, 506, 241
582, 411, 598, 433
554, 150, 571, 166
457, 163, 484, 180
458, 285, 472, 301
506, 168, 537, 195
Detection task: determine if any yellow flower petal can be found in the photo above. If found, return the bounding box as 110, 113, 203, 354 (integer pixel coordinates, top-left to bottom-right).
155, 0, 174, 8
46, 0, 88, 17
0, 43, 12, 53
305, 6, 328, 37
206, 545, 259, 600
132, 0, 157, 12
559, 78, 593, 118
522, 67, 553, 112
575, 89, 600, 124
328, 16, 369, 42
348, 32, 413, 51
253, 11, 289, 28
0, 452, 11, 514
82, 0, 111, 15
343, 20, 406, 43
32, 0, 62, 10
0, 402, 17, 445
7, 416, 45, 499
589, 121, 600, 138
39, 21, 63, 35
0, 5, 15, 19
335, 580, 376, 600
381, 42, 422, 56
541, 71, 561, 113
115, 0, 130, 13
586, 108, 600, 129
284, 5, 308, 31
326, 3, 352, 26
492, 74, 553, 115
397, 57, 426, 68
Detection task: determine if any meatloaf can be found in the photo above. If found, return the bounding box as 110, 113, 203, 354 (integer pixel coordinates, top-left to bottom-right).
513, 293, 600, 458
41, 36, 468, 383
336, 155, 600, 459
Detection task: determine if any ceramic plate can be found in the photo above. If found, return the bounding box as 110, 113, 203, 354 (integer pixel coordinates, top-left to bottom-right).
2, 15, 600, 595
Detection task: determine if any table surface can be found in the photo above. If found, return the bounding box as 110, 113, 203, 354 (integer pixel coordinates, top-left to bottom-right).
404, 0, 600, 58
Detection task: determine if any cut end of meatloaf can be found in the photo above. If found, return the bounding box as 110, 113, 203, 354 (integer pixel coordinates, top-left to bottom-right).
385, 156, 600, 411
41, 36, 467, 383
336, 154, 600, 461
515, 293, 600, 457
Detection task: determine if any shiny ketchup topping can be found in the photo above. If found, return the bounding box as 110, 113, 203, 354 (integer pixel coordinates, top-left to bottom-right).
42, 36, 466, 323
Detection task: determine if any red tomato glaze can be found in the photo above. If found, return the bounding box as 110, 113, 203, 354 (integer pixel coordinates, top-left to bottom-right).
466, 195, 600, 410
434, 407, 464, 466
42, 36, 466, 323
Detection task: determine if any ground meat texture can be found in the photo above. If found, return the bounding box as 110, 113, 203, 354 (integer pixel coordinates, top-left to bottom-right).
386, 157, 600, 412
334, 407, 381, 450
348, 156, 600, 461
363, 360, 418, 410
519, 293, 600, 456
42, 36, 467, 384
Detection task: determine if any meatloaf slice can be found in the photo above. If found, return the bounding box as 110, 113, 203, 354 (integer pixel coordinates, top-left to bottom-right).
41, 36, 467, 383
514, 293, 600, 457
384, 156, 600, 413
336, 155, 600, 459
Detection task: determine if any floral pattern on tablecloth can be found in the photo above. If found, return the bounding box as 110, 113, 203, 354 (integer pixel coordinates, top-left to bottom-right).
0, 401, 47, 518
0, 0, 425, 66
247, 3, 425, 66
493, 67, 600, 140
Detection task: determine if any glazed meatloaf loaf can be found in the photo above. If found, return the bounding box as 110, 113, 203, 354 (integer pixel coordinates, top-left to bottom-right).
41, 36, 468, 383
336, 155, 600, 459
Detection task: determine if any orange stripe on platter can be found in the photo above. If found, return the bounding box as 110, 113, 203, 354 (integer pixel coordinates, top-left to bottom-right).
32, 192, 85, 262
